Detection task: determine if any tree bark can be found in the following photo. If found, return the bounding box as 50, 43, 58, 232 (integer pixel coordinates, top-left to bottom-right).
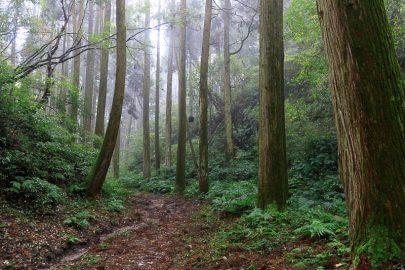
175, 0, 187, 193
83, 1, 95, 134
257, 0, 288, 210
154, 0, 161, 172
223, 0, 234, 162
143, 1, 151, 179
165, 0, 175, 168
198, 0, 212, 193
95, 0, 112, 139
87, 0, 126, 197
316, 0, 405, 267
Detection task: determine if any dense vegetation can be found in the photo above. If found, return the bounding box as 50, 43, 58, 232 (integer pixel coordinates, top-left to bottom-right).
0, 0, 404, 269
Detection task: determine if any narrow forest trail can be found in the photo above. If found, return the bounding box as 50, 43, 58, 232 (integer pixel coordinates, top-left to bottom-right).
53, 193, 206, 270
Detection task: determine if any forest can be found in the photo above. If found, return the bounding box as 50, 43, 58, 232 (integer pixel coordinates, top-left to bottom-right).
0, 0, 404, 269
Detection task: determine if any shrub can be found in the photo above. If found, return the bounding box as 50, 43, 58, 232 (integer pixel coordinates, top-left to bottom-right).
207, 180, 257, 214
294, 219, 335, 239
0, 86, 96, 209
6, 177, 66, 210
63, 210, 95, 229
106, 198, 125, 212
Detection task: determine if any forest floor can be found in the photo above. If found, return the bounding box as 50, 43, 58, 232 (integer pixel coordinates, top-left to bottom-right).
1, 192, 349, 270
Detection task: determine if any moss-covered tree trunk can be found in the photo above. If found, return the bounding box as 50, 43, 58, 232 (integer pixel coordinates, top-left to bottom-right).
223, 0, 234, 162
316, 0, 405, 267
95, 0, 112, 139
83, 1, 95, 134
165, 0, 175, 168
198, 0, 212, 193
175, 0, 187, 193
143, 1, 151, 179
87, 0, 126, 198
154, 0, 161, 172
257, 0, 288, 210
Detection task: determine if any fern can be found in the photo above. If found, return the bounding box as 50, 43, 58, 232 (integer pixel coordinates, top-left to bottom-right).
294, 219, 335, 238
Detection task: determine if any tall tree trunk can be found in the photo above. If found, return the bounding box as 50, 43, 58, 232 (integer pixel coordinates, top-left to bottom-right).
316, 0, 405, 267
92, 4, 102, 133
198, 0, 212, 193
143, 0, 151, 179
165, 0, 175, 167
70, 0, 85, 129
188, 56, 194, 117
154, 0, 161, 172
113, 127, 120, 179
125, 115, 133, 163
175, 0, 187, 193
257, 0, 288, 210
95, 0, 112, 139
187, 121, 198, 170
223, 0, 234, 162
83, 1, 95, 134
87, 0, 126, 197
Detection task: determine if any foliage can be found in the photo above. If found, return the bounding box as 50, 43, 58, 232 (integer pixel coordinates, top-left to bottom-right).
63, 210, 95, 229
208, 151, 257, 182
207, 180, 257, 214
105, 198, 125, 213
355, 225, 402, 269
102, 177, 132, 198
0, 83, 96, 209
6, 177, 66, 210
294, 219, 335, 239
64, 233, 82, 245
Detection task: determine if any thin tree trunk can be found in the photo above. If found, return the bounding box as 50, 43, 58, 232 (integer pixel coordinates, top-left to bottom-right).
198, 0, 212, 193
257, 0, 288, 210
175, 0, 187, 193
113, 127, 120, 179
143, 1, 151, 179
187, 121, 198, 170
87, 0, 126, 197
125, 115, 133, 163
317, 0, 405, 267
83, 1, 95, 134
70, 0, 85, 129
154, 0, 161, 172
92, 4, 103, 133
95, 0, 112, 139
223, 0, 234, 162
188, 56, 194, 117
165, 0, 175, 168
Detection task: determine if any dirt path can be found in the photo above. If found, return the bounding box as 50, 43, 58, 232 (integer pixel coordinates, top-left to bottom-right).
53, 193, 205, 270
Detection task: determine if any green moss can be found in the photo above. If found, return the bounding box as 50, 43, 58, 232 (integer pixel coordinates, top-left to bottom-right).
354, 225, 402, 269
